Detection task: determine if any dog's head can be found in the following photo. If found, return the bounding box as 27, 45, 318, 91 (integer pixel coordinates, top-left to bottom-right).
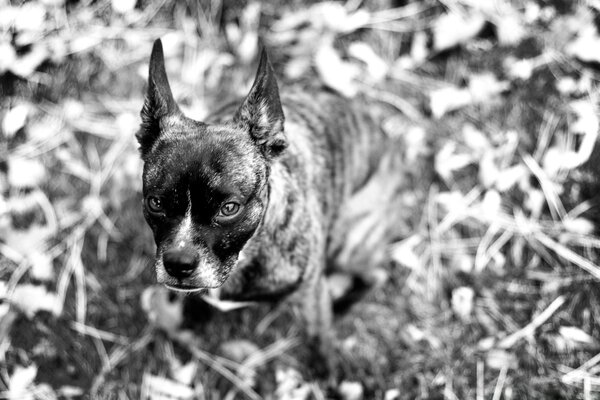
137, 39, 286, 292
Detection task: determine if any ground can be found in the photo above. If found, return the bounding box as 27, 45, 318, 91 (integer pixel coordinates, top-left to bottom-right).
1, 0, 600, 399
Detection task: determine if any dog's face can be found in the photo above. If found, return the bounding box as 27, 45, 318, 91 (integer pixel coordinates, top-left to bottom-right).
137, 40, 286, 292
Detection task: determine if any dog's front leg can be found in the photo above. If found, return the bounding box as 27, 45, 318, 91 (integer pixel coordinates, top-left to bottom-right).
291, 260, 336, 377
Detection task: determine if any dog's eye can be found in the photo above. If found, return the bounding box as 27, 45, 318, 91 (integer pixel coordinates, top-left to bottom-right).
219, 202, 240, 217
146, 196, 164, 213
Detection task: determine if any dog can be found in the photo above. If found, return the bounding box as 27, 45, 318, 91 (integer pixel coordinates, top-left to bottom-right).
137, 39, 405, 367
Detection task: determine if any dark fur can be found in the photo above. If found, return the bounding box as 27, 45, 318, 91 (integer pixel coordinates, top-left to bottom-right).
138, 39, 403, 365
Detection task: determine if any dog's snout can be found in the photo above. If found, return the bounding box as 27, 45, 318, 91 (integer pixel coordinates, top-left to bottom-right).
163, 247, 198, 279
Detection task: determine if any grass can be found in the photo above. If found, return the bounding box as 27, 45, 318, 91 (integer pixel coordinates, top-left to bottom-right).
1, 0, 600, 398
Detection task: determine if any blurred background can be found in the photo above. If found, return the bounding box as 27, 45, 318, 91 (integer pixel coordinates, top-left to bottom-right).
1, 0, 600, 398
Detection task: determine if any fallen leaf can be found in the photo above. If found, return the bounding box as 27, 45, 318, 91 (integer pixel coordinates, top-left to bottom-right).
495, 13, 526, 46
434, 142, 474, 180
504, 57, 534, 80
2, 103, 30, 138
141, 374, 195, 400
9, 44, 49, 78
220, 340, 260, 364
390, 235, 422, 271
496, 164, 528, 192
384, 389, 400, 400
316, 2, 370, 33
339, 381, 363, 400
559, 326, 596, 346
348, 42, 388, 82
171, 361, 198, 386
479, 151, 500, 188
463, 124, 491, 153
9, 284, 60, 318
29, 251, 54, 281
430, 86, 472, 118
9, 364, 37, 400
566, 26, 600, 63
275, 367, 312, 400
13, 3, 46, 32
433, 11, 486, 51
140, 285, 184, 334
563, 218, 595, 235
7, 157, 45, 189
315, 38, 360, 97
468, 73, 509, 103
451, 286, 475, 321
111, 0, 136, 14
328, 272, 354, 301
0, 41, 17, 74
486, 349, 517, 370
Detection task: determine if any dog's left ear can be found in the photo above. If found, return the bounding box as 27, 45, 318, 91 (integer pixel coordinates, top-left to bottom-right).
235, 48, 286, 158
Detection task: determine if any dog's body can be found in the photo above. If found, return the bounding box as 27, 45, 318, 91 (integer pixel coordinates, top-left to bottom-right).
138, 40, 404, 361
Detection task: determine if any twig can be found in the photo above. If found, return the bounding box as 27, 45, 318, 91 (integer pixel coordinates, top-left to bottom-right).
477, 360, 484, 400
536, 233, 600, 281
362, 86, 423, 122
497, 296, 566, 349
90, 326, 154, 396
70, 321, 129, 345
177, 338, 262, 400
492, 366, 508, 400
562, 352, 600, 384
522, 155, 566, 221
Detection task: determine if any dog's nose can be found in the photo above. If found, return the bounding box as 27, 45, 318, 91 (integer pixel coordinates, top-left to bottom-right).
163, 247, 198, 279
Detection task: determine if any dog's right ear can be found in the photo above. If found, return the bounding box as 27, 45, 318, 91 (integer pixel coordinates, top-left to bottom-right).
138, 39, 180, 157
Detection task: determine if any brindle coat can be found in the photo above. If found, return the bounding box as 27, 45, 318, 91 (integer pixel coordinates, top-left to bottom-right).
138, 39, 404, 366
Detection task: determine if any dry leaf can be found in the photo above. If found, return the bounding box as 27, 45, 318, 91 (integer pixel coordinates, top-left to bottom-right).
563, 218, 595, 235
384, 389, 400, 400
2, 103, 30, 138
433, 11, 486, 51
468, 73, 509, 103
171, 361, 198, 386
141, 374, 195, 400
390, 235, 422, 271
8, 364, 37, 400
328, 272, 354, 301
315, 39, 360, 97
10, 44, 49, 78
339, 381, 363, 400
496, 164, 527, 192
0, 41, 17, 73
434, 142, 474, 181
316, 2, 369, 33
29, 251, 54, 282
451, 286, 475, 321
495, 13, 526, 46
111, 0, 136, 14
10, 284, 60, 318
486, 349, 517, 370
7, 157, 45, 188
140, 286, 184, 334
463, 124, 491, 153
348, 42, 388, 82
430, 86, 472, 118
559, 326, 596, 346
479, 151, 500, 188
13, 3, 46, 32
566, 26, 600, 63
275, 367, 312, 400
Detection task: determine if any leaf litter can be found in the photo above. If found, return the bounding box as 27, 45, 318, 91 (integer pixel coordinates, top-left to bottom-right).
0, 0, 600, 398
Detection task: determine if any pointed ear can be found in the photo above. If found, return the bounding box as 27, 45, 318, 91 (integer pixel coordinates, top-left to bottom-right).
138, 39, 180, 157
234, 48, 286, 158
